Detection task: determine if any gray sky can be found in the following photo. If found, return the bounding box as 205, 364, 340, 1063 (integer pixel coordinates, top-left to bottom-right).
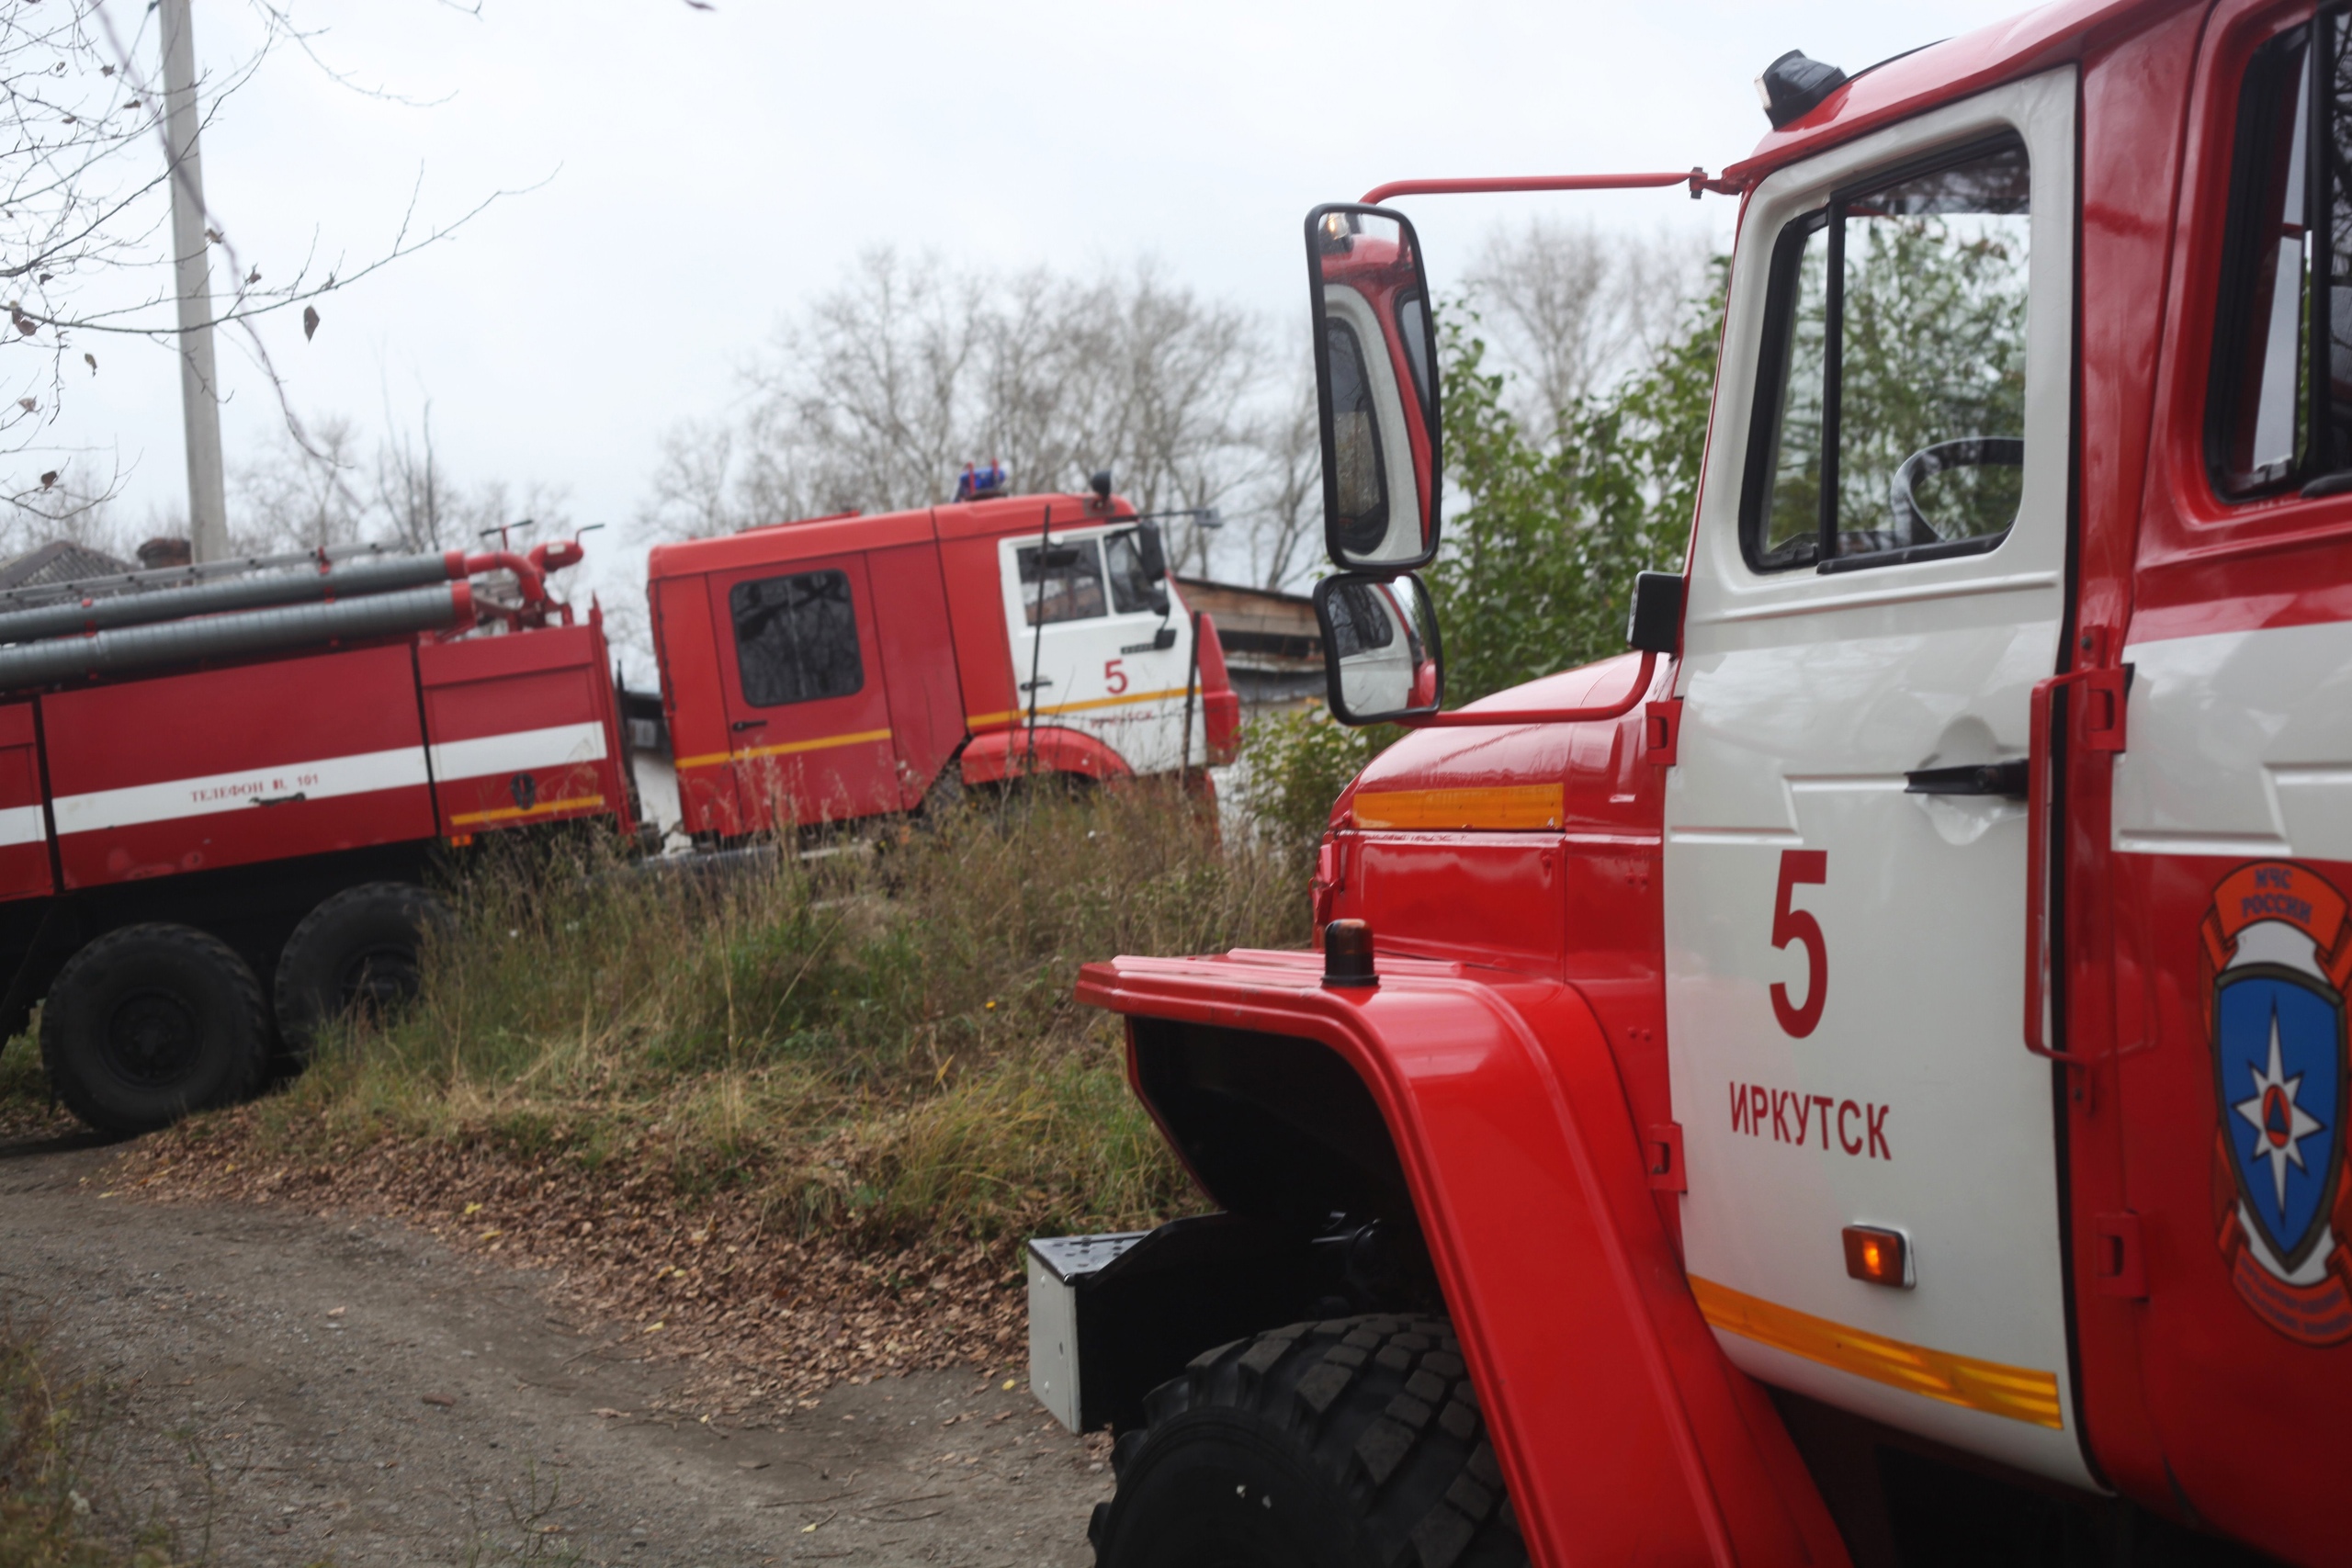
48, 0, 2033, 609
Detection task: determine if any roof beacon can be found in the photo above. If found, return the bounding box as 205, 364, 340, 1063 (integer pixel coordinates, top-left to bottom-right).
1755, 50, 1848, 129
956, 462, 1010, 502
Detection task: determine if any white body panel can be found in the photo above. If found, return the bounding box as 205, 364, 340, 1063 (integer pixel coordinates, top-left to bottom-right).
996, 527, 1208, 776
2113, 621, 2352, 863
1664, 70, 2095, 1485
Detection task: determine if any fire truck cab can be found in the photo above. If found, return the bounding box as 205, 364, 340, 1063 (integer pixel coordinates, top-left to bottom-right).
646, 485, 1240, 839
1056, 2, 2352, 1564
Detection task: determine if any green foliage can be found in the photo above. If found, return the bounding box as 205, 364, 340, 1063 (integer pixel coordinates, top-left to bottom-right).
1431, 263, 1727, 703
243, 786, 1308, 1247
0, 1321, 175, 1568
1236, 708, 1396, 875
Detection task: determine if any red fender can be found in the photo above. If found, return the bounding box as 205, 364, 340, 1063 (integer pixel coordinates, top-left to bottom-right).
1076, 950, 1849, 1568
960, 725, 1135, 786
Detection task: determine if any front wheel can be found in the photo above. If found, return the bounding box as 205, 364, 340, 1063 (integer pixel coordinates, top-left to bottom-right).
1090, 1314, 1526, 1568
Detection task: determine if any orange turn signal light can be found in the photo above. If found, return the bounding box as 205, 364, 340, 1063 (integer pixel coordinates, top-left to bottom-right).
1842, 1224, 1911, 1289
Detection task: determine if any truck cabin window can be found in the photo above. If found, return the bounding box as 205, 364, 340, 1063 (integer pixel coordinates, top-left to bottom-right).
2210, 9, 2352, 497
1744, 138, 2032, 572
1324, 321, 1391, 556
729, 570, 864, 707
1102, 531, 1164, 615
1019, 539, 1108, 625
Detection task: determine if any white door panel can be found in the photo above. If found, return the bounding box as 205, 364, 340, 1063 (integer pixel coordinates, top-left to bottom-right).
2114, 622, 2352, 862
997, 529, 1201, 776
1664, 67, 2096, 1487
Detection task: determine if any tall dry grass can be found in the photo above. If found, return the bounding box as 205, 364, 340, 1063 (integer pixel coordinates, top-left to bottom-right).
248, 782, 1309, 1247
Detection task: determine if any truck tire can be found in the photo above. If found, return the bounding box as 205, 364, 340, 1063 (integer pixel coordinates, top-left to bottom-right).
40, 923, 270, 1135
274, 883, 453, 1055
1090, 1314, 1527, 1568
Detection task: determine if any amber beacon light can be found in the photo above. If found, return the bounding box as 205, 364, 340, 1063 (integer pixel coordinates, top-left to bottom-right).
1323, 919, 1378, 988
1842, 1225, 1911, 1289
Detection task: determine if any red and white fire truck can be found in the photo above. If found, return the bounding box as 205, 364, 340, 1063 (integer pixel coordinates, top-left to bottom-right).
1040, 2, 2352, 1563
645, 477, 1240, 839
0, 543, 631, 1135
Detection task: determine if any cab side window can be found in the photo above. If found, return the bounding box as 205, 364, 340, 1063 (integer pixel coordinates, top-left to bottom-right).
1744, 139, 2033, 572
1018, 539, 1108, 625
729, 570, 864, 706
1102, 531, 1161, 615
2210, 9, 2352, 496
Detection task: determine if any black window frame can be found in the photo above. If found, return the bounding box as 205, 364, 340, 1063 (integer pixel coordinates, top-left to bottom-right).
1739, 132, 2035, 576
2205, 8, 2352, 502
728, 568, 865, 709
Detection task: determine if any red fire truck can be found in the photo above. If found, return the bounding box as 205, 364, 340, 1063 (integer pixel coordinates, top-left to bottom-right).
645, 479, 1240, 838
0, 543, 632, 1135
1043, 2, 2352, 1562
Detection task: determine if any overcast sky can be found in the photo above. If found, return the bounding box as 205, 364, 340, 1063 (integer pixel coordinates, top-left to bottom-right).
46, 0, 2033, 612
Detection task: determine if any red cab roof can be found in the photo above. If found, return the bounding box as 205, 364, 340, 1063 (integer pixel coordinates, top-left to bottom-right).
644, 490, 1137, 581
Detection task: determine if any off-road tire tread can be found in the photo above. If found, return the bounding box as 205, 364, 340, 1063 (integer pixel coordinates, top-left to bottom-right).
272, 881, 450, 1052
1098, 1313, 1526, 1568
40, 922, 269, 1134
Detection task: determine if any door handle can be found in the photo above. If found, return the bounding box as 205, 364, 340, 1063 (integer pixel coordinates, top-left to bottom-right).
730, 719, 767, 732
1905, 761, 2028, 798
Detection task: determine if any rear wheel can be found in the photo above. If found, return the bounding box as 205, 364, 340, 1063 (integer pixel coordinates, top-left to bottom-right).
1090, 1314, 1526, 1568
273, 882, 452, 1055
40, 923, 269, 1135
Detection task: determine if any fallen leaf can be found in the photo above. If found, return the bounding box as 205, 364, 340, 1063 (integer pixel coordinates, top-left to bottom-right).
592, 1408, 625, 1419
421, 1393, 456, 1408
478, 1229, 503, 1240
301, 305, 320, 341
737, 1460, 768, 1471
1001, 1378, 1016, 1391
326, 1306, 346, 1318
462, 1201, 482, 1216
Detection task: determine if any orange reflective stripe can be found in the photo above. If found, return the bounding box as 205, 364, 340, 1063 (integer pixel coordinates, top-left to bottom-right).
1352, 784, 1565, 831
1689, 1275, 2063, 1428
674, 728, 893, 772
447, 795, 606, 829
967, 685, 1195, 728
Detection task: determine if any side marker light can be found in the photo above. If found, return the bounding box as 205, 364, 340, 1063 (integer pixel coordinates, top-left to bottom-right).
1323, 919, 1377, 988
1842, 1224, 1911, 1289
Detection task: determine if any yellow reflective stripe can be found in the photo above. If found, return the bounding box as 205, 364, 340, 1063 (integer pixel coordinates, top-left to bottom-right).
447, 795, 606, 829
1352, 784, 1565, 831
1688, 1275, 2063, 1429
967, 685, 1194, 728
674, 728, 894, 772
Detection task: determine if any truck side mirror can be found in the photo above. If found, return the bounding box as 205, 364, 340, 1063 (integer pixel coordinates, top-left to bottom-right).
1307, 205, 1441, 575
1625, 570, 1685, 655
1313, 571, 1442, 725
1134, 520, 1169, 581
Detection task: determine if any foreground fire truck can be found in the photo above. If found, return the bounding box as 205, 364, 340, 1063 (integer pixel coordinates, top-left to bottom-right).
646, 477, 1240, 837
0, 543, 629, 1134
1040, 1, 2352, 1562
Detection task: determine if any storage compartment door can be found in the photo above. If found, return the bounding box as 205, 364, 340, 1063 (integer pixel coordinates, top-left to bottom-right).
0, 703, 51, 901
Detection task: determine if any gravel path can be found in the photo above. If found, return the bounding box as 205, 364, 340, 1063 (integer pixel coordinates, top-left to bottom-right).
0, 1130, 1111, 1567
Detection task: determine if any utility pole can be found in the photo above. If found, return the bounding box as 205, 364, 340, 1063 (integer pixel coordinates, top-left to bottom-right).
159, 0, 229, 563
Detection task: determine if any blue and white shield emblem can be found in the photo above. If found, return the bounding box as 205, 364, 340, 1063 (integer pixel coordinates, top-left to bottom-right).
2216, 965, 2347, 1274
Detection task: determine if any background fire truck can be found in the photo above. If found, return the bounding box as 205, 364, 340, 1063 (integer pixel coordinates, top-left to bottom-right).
645, 473, 1240, 839
1035, 1, 2352, 1564
0, 541, 629, 1135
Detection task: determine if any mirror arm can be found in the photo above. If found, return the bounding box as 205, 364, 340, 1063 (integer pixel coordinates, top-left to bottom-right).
1405, 650, 1658, 728
1359, 171, 1732, 204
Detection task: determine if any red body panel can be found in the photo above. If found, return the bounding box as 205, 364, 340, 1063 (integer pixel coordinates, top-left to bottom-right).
41, 644, 437, 889
960, 726, 1135, 785
418, 620, 631, 838
1193, 614, 1242, 765
0, 703, 51, 903
866, 541, 965, 809
1078, 953, 1848, 1567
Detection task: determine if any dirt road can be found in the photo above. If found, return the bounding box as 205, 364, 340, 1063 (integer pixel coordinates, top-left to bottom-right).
0, 1131, 1112, 1567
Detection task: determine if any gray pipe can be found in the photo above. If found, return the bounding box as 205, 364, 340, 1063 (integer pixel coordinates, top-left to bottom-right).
0, 550, 458, 648
0, 583, 467, 692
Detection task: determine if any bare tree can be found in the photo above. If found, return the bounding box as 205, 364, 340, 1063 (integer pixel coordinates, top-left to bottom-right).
1464, 219, 1709, 435
650, 250, 1278, 578
0, 1, 514, 525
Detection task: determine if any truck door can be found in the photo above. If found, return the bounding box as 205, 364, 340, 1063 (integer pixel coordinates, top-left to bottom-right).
997, 527, 1193, 775
705, 556, 897, 829
1663, 71, 2095, 1486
